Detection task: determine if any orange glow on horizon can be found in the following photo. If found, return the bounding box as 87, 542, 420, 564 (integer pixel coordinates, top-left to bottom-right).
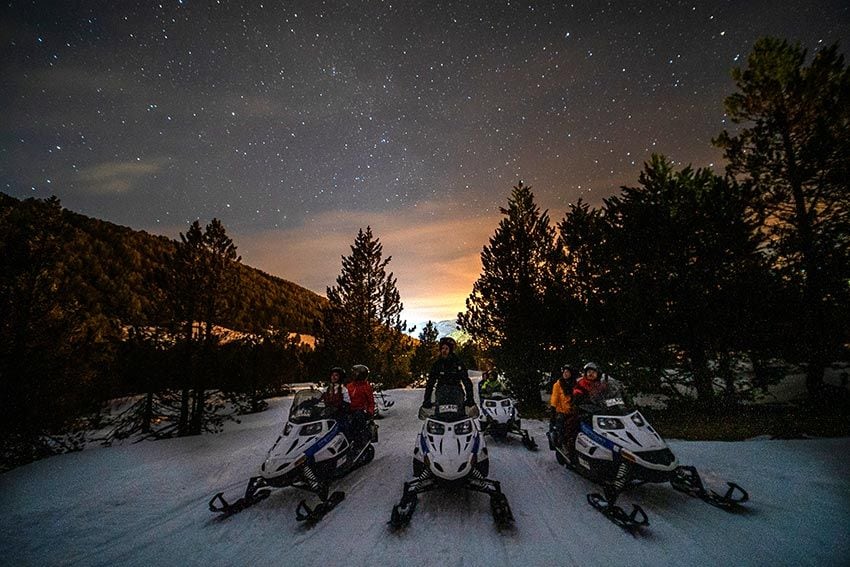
235, 200, 501, 325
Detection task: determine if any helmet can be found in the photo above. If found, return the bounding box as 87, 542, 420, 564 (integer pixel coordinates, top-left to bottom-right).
351, 364, 369, 381
583, 362, 599, 373
439, 336, 457, 351
330, 366, 346, 381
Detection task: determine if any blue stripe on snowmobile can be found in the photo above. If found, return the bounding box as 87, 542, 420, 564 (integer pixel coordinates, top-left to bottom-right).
580, 422, 616, 451
419, 433, 429, 455
472, 433, 480, 455
305, 423, 339, 458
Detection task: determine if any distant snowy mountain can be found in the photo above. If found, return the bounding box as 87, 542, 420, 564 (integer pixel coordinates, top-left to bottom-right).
411, 319, 470, 343
434, 319, 459, 338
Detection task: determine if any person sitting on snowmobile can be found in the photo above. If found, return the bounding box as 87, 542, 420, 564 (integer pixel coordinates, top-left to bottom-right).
322, 367, 351, 412
572, 362, 608, 407
549, 365, 577, 453
479, 370, 502, 398
422, 337, 475, 411
322, 366, 351, 433
347, 364, 376, 448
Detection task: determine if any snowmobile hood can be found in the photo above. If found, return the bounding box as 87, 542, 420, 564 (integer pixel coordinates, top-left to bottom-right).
481, 397, 516, 424
585, 410, 676, 471
419, 416, 483, 481
260, 418, 337, 479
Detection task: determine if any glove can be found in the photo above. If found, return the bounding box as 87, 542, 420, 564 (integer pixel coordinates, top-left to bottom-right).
421, 400, 433, 409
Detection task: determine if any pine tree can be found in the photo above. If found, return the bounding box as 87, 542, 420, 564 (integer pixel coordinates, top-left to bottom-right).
714, 38, 850, 396
411, 321, 439, 379
321, 227, 409, 383
170, 218, 241, 435
460, 182, 561, 408
0, 197, 75, 433
601, 155, 770, 406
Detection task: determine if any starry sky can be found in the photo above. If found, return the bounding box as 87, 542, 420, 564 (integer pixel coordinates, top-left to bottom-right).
2, 1, 848, 327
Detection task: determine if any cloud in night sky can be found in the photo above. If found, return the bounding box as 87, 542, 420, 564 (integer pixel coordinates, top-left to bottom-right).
77, 159, 166, 195
2, 0, 848, 324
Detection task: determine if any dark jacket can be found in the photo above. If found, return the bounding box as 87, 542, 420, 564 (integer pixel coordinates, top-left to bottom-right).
423, 353, 474, 406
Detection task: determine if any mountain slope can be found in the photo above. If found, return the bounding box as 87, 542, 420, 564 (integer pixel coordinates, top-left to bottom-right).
0, 192, 325, 334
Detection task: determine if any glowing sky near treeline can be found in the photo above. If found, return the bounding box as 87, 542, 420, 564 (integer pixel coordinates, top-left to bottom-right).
2, 1, 848, 327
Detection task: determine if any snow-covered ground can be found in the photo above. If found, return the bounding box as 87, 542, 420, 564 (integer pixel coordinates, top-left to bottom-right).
2, 388, 849, 566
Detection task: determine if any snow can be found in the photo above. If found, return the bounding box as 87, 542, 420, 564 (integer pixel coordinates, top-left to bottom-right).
2, 388, 849, 566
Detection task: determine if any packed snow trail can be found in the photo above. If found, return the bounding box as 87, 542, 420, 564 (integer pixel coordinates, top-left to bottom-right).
1, 388, 849, 566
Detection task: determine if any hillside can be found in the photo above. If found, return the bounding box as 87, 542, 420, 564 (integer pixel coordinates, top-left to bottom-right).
0, 192, 326, 335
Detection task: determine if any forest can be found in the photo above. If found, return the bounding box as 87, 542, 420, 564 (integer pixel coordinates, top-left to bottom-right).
1, 37, 848, 470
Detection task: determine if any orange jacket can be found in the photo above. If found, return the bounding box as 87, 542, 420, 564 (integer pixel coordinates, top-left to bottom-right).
549, 379, 573, 415
346, 379, 375, 416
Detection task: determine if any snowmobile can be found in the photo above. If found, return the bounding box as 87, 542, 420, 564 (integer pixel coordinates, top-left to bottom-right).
389, 396, 514, 530
373, 387, 395, 419
549, 377, 748, 531
479, 391, 538, 450
209, 388, 376, 524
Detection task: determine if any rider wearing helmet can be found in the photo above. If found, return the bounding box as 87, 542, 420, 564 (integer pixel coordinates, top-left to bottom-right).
347, 364, 376, 448
572, 362, 607, 405
422, 336, 475, 410
479, 370, 502, 399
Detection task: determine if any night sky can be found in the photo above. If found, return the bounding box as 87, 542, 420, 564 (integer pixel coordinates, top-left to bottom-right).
2, 1, 848, 326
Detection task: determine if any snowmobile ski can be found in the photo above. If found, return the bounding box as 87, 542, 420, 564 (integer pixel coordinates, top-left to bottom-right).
388, 492, 419, 530
587, 492, 649, 532
209, 477, 272, 518
671, 465, 749, 509
489, 491, 515, 530
295, 490, 346, 524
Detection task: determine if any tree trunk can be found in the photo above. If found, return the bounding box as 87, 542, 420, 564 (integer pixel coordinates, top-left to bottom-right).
719, 352, 737, 407
780, 117, 824, 396
179, 388, 190, 436
690, 349, 715, 409
190, 388, 204, 435
142, 391, 153, 434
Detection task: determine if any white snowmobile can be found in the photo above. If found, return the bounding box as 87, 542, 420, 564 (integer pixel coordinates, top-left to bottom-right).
389, 395, 514, 530
550, 377, 748, 531
209, 388, 375, 524
479, 390, 537, 450
373, 386, 395, 418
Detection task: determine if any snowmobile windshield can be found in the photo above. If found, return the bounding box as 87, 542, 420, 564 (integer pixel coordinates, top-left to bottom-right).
481, 391, 506, 400
289, 389, 335, 424
582, 377, 629, 415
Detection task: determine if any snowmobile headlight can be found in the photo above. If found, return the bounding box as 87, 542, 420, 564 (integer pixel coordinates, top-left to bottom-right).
454, 420, 473, 435
484, 401, 497, 408
631, 413, 645, 427
299, 422, 323, 436
426, 421, 445, 435
597, 417, 625, 430
501, 400, 511, 407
